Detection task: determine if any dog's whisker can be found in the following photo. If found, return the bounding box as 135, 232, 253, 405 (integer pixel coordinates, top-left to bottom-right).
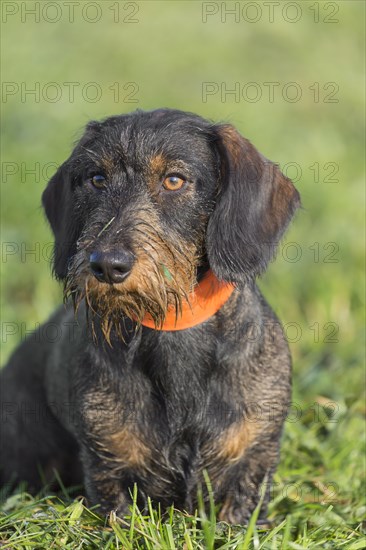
138, 220, 201, 265
134, 221, 186, 259
133, 228, 181, 266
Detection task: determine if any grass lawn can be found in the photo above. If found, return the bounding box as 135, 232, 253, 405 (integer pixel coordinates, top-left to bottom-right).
1, 1, 365, 547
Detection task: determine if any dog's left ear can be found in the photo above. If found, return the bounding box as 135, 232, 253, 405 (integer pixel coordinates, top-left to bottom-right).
206, 124, 301, 283
42, 161, 80, 280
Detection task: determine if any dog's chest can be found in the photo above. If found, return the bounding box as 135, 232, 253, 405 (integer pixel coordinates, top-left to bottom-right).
136, 329, 218, 428
87, 329, 236, 477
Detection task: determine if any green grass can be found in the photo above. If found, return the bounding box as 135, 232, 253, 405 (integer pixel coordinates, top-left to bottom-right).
1, 0, 365, 547
1, 465, 365, 550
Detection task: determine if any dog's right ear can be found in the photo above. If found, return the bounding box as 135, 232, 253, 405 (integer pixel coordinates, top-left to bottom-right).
42, 161, 80, 280
42, 121, 103, 279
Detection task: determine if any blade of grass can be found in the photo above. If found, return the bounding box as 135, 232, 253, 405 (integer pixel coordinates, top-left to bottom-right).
239, 473, 269, 550
129, 483, 138, 543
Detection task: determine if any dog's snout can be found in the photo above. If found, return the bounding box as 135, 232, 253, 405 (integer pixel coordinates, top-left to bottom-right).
89, 250, 135, 284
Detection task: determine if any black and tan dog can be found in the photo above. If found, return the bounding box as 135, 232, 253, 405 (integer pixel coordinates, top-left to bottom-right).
0, 109, 300, 524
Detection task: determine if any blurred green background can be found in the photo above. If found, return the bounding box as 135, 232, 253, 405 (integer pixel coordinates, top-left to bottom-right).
1, 0, 364, 514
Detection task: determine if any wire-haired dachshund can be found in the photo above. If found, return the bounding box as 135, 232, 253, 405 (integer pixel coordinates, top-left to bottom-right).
0, 109, 300, 524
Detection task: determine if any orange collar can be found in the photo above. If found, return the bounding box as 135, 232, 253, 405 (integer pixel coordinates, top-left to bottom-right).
140, 270, 235, 331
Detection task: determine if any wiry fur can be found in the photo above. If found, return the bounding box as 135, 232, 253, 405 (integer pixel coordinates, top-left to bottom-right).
65, 207, 198, 341
0, 109, 300, 524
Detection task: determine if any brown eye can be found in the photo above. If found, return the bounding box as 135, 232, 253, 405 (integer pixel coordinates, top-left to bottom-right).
162, 175, 186, 191
90, 175, 106, 189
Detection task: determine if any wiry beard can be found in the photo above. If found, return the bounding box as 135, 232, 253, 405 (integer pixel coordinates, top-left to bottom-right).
63, 217, 202, 344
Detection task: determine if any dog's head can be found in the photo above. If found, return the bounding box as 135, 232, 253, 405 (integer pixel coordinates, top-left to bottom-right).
43, 109, 300, 334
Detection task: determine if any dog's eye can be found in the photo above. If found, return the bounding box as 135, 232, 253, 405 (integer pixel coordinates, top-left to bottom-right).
162, 175, 186, 191
88, 175, 106, 189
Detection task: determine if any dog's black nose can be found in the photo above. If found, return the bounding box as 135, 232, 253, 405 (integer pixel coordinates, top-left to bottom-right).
89, 250, 135, 284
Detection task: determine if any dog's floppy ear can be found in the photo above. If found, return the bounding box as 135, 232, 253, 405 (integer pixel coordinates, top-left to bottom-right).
42, 121, 103, 280
42, 161, 80, 280
206, 124, 301, 283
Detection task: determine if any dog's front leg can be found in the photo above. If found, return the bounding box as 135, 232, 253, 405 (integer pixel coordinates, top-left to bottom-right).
80, 445, 134, 516
216, 445, 279, 525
